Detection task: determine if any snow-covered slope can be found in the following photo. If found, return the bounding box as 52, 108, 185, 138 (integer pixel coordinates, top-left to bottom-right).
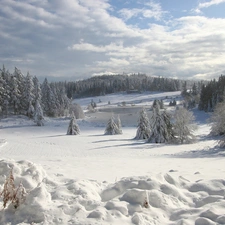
0, 91, 225, 225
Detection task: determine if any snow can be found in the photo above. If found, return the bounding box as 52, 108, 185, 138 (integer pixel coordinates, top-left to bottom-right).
1, 91, 225, 225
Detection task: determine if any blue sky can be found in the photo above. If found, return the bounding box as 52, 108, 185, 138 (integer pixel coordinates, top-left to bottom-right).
1, 0, 225, 81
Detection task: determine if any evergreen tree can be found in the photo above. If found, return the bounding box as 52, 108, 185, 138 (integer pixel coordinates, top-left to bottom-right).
135, 108, 151, 139
33, 76, 42, 102
41, 78, 57, 117
34, 99, 44, 126
148, 105, 174, 143
13, 67, 25, 113
22, 72, 35, 117
104, 115, 120, 135
173, 107, 196, 144
67, 115, 80, 135
0, 66, 10, 117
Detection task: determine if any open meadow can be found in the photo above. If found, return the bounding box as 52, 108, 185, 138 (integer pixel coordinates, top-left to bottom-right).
1, 91, 225, 225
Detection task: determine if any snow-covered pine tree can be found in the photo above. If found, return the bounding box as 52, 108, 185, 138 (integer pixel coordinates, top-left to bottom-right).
10, 75, 21, 115
116, 115, 123, 134
50, 82, 61, 117
161, 109, 175, 143
34, 99, 44, 126
135, 107, 151, 139
33, 76, 42, 102
27, 101, 35, 119
56, 84, 71, 116
23, 72, 35, 117
13, 67, 25, 114
148, 104, 174, 143
104, 115, 120, 135
41, 78, 57, 117
0, 66, 11, 117
173, 107, 196, 144
67, 114, 80, 135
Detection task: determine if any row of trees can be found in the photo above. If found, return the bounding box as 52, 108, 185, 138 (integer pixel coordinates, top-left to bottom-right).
0, 66, 72, 125
138, 105, 195, 144
198, 75, 225, 112
65, 74, 198, 98
104, 104, 195, 145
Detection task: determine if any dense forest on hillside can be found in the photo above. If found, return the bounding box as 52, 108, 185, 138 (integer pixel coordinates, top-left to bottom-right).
65, 74, 183, 98
1, 64, 223, 118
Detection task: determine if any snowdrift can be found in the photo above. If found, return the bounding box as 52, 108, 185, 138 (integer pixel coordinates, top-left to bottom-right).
1, 159, 225, 225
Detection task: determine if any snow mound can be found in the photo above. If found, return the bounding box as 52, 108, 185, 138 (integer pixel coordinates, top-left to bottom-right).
1, 160, 225, 225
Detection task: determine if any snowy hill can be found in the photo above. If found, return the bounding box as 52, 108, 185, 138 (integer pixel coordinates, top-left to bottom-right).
1, 91, 225, 225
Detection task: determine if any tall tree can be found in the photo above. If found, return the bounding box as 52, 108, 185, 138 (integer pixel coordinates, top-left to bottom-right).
10, 76, 21, 115
148, 105, 174, 143
34, 99, 44, 126
135, 108, 151, 140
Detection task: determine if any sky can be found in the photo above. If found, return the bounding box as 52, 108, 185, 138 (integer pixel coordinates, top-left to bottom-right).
1, 0, 225, 81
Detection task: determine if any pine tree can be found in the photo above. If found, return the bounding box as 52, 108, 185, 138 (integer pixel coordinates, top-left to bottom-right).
22, 72, 35, 117
10, 76, 21, 115
34, 99, 44, 126
173, 107, 196, 144
41, 78, 56, 116
13, 67, 25, 114
104, 115, 120, 135
0, 66, 11, 117
33, 76, 42, 102
148, 105, 174, 143
135, 108, 151, 139
67, 115, 80, 135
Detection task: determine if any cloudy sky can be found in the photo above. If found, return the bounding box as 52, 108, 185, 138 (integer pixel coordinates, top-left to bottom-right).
1, 0, 225, 81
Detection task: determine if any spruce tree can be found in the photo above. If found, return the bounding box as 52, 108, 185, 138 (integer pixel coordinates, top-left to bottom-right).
148, 105, 174, 143
23, 72, 35, 117
104, 115, 120, 135
34, 99, 44, 126
135, 108, 151, 140
10, 76, 21, 115
67, 115, 80, 135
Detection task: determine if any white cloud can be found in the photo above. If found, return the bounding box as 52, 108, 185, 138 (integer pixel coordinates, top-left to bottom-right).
1, 0, 225, 80
195, 0, 225, 14
69, 42, 123, 53
119, 1, 165, 21
198, 0, 225, 8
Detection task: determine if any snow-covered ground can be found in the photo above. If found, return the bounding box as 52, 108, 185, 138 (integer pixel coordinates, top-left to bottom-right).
1, 91, 225, 225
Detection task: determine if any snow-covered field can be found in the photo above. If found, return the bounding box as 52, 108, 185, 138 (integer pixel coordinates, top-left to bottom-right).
1, 91, 225, 225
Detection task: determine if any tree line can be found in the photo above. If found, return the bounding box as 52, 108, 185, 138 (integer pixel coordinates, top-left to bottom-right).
65, 74, 194, 98
0, 66, 71, 125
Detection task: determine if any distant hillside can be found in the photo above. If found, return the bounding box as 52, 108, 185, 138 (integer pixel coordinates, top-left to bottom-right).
65, 74, 199, 98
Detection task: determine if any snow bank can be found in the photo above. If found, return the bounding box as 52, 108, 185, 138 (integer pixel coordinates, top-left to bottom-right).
1, 159, 225, 225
